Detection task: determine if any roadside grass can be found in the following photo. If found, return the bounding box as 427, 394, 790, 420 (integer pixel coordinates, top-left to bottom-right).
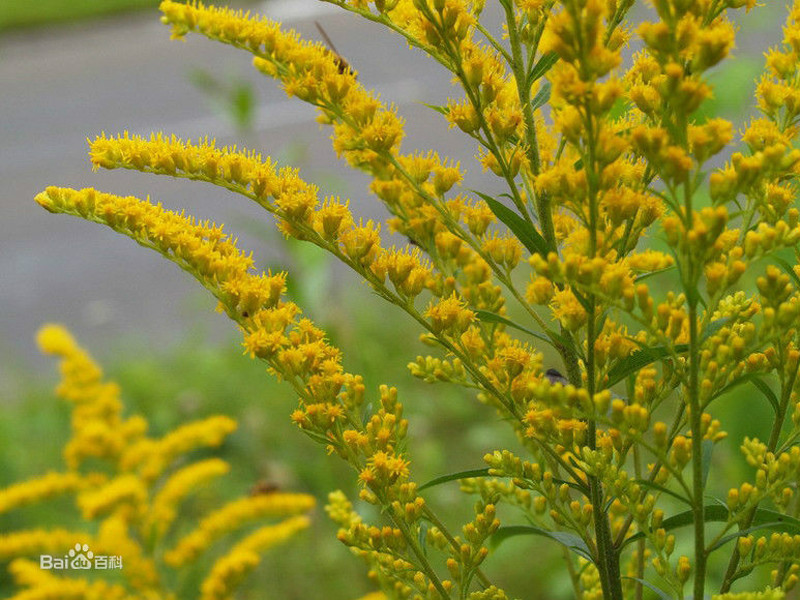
0, 0, 161, 32
0, 0, 257, 33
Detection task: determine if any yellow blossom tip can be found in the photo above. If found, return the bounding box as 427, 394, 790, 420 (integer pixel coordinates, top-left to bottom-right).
36, 324, 76, 355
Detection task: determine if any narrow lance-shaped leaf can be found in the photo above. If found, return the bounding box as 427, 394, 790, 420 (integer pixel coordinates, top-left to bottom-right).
419, 465, 588, 496
606, 344, 688, 388
527, 51, 559, 86
491, 525, 594, 563
417, 520, 429, 556
709, 374, 779, 414
707, 512, 800, 553
701, 317, 731, 344
475, 309, 575, 356
632, 479, 692, 507
623, 505, 800, 548
621, 577, 676, 600
773, 256, 800, 289
421, 102, 449, 116
531, 80, 551, 111
472, 190, 549, 257
419, 468, 491, 491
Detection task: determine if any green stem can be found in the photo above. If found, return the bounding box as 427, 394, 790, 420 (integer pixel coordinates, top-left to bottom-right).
582, 98, 624, 600
422, 506, 492, 589
389, 506, 450, 598
501, 0, 558, 249
719, 354, 798, 593
688, 299, 707, 600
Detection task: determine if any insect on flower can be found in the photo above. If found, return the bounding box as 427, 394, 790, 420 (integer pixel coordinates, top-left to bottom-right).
544, 368, 569, 387
249, 480, 280, 496
315, 21, 354, 77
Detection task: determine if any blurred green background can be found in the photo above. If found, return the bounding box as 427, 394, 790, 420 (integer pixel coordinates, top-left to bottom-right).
0, 0, 164, 32
0, 1, 794, 599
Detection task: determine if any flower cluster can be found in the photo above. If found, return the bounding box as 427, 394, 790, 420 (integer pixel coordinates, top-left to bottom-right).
30, 0, 800, 598
0, 326, 314, 600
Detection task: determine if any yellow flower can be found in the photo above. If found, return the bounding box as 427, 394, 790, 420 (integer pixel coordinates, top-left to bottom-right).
148, 458, 231, 536
164, 493, 315, 566
127, 415, 237, 481
199, 549, 260, 600
354, 593, 388, 600
95, 515, 161, 591
0, 472, 83, 515
35, 187, 262, 321
0, 529, 83, 561
550, 288, 588, 331
425, 293, 476, 335
7, 558, 58, 588
77, 474, 147, 520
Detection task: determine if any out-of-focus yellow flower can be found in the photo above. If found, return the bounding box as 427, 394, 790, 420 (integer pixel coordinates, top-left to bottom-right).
165, 493, 315, 566
0, 472, 83, 515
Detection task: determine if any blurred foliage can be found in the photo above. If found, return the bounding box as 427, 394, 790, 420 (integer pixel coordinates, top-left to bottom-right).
0, 0, 163, 32
189, 68, 257, 134
0, 0, 257, 33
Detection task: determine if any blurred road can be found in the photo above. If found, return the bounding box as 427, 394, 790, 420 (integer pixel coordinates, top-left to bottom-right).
0, 0, 497, 378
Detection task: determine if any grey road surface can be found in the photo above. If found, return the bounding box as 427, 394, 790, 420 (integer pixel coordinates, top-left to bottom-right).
0, 0, 499, 382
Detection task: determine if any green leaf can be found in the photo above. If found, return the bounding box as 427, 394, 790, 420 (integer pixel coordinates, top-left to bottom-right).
707, 508, 800, 553
701, 317, 731, 344
623, 506, 800, 548
701, 439, 714, 491
473, 309, 581, 359
711, 374, 779, 414
621, 578, 676, 600
571, 288, 593, 314
606, 344, 688, 388
751, 377, 781, 414
474, 309, 558, 350
419, 468, 491, 491
531, 80, 551, 111
421, 102, 450, 116
774, 255, 800, 289
231, 83, 255, 131
491, 525, 594, 562
632, 479, 692, 507
623, 506, 725, 547
418, 520, 429, 556
528, 51, 559, 85
634, 265, 677, 282
608, 98, 632, 122
747, 507, 800, 531
473, 190, 549, 257
709, 521, 790, 553
361, 402, 374, 427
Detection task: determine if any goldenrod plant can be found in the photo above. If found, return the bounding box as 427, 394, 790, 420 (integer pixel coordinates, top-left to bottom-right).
28, 0, 800, 598
0, 325, 315, 600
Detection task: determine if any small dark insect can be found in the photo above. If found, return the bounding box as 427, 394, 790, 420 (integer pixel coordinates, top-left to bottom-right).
249, 480, 280, 496
544, 368, 569, 387
315, 21, 354, 76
